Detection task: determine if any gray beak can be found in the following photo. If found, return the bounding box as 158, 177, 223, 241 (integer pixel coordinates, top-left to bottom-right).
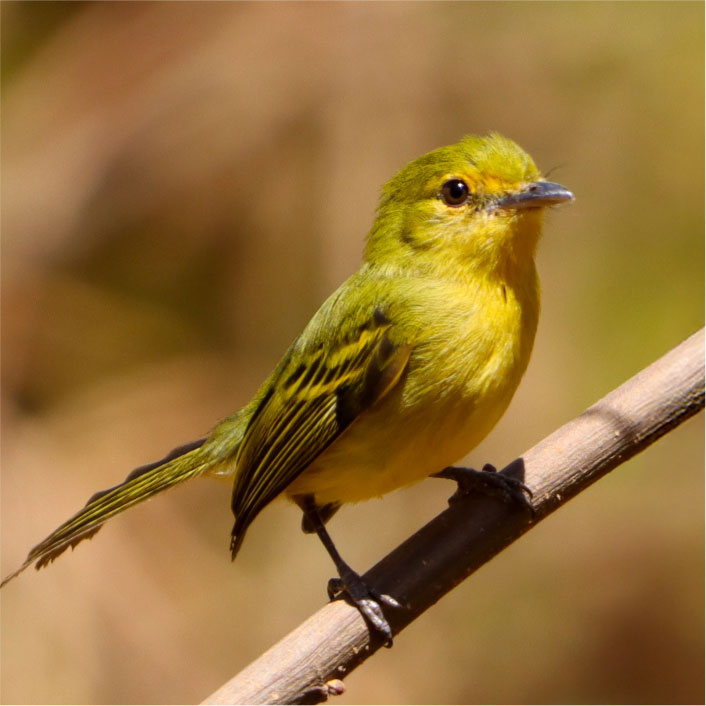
494, 181, 574, 210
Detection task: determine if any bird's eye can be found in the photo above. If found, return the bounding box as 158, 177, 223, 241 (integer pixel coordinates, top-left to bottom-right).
440, 179, 470, 207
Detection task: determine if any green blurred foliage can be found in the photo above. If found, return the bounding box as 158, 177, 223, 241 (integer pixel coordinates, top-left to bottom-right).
2, 2, 703, 704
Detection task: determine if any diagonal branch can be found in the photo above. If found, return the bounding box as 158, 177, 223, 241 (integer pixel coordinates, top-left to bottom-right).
202, 328, 705, 705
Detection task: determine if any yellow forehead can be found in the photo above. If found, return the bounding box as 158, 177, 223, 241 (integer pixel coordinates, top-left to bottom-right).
381, 133, 541, 205
440, 169, 528, 196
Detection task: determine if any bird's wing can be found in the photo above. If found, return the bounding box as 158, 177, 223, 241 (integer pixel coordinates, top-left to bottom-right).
230, 307, 411, 556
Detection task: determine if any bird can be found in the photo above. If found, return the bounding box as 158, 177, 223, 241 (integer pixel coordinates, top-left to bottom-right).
1, 133, 573, 642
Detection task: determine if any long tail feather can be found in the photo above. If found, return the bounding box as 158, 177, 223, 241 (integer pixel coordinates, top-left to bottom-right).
1, 438, 211, 587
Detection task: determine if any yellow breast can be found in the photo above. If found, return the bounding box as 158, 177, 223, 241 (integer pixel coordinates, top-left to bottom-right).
286, 272, 539, 505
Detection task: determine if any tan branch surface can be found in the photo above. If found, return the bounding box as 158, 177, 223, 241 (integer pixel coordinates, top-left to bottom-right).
202, 328, 704, 705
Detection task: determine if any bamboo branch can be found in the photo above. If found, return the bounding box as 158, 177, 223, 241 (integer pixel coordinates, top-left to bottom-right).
202, 328, 705, 705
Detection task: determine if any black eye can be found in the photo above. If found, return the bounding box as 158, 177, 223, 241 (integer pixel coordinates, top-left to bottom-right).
440, 179, 470, 207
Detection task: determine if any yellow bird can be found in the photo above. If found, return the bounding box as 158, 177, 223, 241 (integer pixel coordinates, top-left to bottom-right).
1, 133, 573, 641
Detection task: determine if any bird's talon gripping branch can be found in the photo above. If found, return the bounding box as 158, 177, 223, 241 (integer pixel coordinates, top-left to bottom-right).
434, 465, 535, 516
481, 462, 534, 500
327, 577, 399, 608
327, 572, 398, 646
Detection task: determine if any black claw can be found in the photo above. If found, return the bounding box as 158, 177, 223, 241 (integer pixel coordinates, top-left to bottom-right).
434, 465, 535, 516
327, 571, 397, 646
327, 576, 342, 602
377, 592, 402, 609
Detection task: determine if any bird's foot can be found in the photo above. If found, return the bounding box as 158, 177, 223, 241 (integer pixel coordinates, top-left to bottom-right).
434, 464, 534, 516
327, 568, 400, 647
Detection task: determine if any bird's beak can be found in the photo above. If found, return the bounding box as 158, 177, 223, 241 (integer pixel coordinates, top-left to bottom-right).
494, 181, 574, 211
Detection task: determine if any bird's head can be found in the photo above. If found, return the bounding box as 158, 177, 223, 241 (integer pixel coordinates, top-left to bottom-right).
365, 133, 573, 280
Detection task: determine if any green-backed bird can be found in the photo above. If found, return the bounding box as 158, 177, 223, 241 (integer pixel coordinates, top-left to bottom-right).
1, 133, 573, 641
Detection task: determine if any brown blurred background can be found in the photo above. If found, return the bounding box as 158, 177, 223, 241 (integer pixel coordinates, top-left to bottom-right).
1, 3, 703, 704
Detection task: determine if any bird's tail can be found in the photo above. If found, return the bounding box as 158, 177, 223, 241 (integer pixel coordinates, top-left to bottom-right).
1, 438, 215, 587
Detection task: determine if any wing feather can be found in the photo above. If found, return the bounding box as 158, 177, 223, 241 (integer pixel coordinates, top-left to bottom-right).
230, 308, 410, 556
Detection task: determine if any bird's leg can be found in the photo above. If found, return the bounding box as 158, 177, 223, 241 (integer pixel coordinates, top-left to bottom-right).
433, 463, 534, 515
300, 501, 340, 534
298, 495, 400, 646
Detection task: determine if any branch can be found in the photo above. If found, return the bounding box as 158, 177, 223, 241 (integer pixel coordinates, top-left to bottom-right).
202, 328, 705, 705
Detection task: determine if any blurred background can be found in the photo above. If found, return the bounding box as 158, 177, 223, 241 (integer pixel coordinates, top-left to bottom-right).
1, 3, 703, 704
